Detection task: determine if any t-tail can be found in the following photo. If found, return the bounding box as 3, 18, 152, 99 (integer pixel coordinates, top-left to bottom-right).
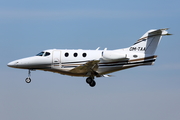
128, 28, 171, 55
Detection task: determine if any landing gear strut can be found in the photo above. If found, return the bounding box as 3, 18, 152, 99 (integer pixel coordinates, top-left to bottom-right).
86, 77, 96, 87
25, 70, 31, 83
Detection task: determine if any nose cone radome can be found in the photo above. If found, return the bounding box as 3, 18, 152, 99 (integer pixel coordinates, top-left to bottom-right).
7, 58, 30, 69
7, 61, 19, 68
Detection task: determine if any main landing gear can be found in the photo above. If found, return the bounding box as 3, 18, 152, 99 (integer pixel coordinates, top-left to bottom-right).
86, 77, 96, 87
25, 70, 31, 83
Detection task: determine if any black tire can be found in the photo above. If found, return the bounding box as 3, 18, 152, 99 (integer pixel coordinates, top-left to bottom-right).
25, 77, 31, 83
89, 80, 96, 87
86, 77, 92, 84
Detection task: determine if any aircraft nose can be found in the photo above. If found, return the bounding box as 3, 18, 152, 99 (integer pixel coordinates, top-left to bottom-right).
7, 61, 19, 68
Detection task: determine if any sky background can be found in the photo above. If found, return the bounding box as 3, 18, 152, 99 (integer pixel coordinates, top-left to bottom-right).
0, 0, 180, 120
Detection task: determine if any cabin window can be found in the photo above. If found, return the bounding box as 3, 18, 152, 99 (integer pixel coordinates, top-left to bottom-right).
36, 52, 44, 56
82, 53, 87, 57
65, 52, 69, 57
44, 52, 51, 56
74, 53, 78, 57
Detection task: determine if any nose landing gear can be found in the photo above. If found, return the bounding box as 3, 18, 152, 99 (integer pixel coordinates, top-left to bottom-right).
25, 70, 31, 83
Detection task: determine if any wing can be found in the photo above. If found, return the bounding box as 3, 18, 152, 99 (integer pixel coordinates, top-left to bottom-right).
69, 60, 100, 75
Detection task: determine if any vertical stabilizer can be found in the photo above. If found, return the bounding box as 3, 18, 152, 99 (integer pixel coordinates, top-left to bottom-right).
128, 28, 170, 55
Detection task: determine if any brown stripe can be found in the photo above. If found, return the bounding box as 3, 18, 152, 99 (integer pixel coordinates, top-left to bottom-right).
136, 36, 148, 42
129, 55, 157, 62
135, 33, 163, 43
99, 60, 128, 65
63, 64, 82, 66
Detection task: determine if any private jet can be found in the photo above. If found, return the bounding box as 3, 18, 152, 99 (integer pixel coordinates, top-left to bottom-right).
7, 28, 171, 87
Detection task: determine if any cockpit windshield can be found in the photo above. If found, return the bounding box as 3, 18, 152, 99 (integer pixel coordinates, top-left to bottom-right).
36, 52, 44, 56
44, 52, 51, 56
36, 52, 51, 56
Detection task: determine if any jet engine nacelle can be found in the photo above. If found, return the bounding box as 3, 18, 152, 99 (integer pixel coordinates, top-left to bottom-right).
102, 51, 127, 60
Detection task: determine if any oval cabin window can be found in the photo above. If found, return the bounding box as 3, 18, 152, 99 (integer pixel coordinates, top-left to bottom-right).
74, 53, 78, 57
65, 52, 69, 57
82, 53, 87, 57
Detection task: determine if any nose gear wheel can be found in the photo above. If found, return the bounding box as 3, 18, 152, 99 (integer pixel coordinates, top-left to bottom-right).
25, 77, 31, 83
25, 70, 32, 83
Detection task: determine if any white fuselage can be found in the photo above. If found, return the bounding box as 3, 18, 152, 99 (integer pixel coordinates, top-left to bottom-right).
7, 28, 170, 87
7, 48, 156, 77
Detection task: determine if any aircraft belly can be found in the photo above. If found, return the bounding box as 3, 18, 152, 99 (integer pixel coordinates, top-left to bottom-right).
40, 67, 87, 77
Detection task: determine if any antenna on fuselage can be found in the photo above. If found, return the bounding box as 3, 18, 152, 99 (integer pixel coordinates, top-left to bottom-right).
96, 47, 100, 50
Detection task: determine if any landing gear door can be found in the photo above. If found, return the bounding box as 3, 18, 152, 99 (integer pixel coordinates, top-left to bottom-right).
53, 50, 61, 67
